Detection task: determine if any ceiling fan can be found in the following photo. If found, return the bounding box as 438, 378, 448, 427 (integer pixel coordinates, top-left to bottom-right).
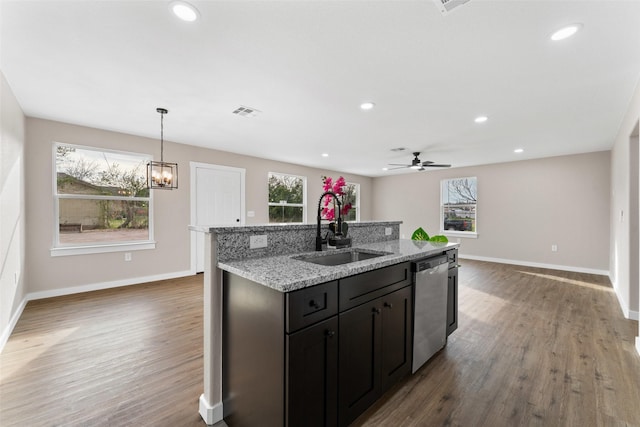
388, 152, 451, 171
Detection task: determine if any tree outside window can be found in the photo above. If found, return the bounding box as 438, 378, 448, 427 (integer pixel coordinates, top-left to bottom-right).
268, 172, 306, 223
441, 177, 477, 234
342, 182, 359, 221
54, 142, 152, 247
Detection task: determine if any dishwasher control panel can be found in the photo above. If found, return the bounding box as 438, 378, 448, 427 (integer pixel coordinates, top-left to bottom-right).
412, 255, 448, 272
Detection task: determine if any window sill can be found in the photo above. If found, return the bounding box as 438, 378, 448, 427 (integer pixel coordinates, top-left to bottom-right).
51, 241, 156, 257
441, 231, 478, 239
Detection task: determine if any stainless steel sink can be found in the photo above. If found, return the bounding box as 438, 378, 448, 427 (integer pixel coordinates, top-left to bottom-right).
294, 249, 390, 266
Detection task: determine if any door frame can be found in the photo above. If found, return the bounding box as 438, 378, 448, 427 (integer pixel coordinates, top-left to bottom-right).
190, 161, 246, 274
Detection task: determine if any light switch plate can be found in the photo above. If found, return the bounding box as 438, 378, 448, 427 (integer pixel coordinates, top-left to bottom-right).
250, 235, 268, 249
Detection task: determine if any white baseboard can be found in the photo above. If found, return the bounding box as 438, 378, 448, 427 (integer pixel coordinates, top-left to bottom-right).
199, 394, 224, 426
26, 270, 194, 301
0, 296, 28, 353
459, 254, 609, 276
608, 275, 640, 321
0, 269, 194, 353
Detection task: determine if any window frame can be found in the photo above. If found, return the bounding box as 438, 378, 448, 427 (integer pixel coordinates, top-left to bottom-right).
51, 142, 156, 257
267, 171, 307, 224
343, 181, 360, 222
440, 176, 478, 239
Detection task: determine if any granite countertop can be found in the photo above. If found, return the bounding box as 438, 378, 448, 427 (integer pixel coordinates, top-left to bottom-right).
218, 239, 460, 292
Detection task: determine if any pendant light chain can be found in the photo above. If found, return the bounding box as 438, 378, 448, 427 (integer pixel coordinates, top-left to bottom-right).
159, 108, 166, 162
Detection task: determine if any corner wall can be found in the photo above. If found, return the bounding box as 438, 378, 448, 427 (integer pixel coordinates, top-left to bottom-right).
0, 70, 26, 350
610, 76, 640, 324
372, 151, 611, 274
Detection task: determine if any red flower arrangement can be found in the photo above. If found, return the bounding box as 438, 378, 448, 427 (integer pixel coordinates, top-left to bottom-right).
321, 176, 352, 221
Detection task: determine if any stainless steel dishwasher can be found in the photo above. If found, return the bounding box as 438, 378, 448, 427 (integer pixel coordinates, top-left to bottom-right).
412, 255, 449, 373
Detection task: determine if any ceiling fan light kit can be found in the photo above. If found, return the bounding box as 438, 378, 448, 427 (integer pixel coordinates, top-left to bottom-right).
388, 151, 451, 172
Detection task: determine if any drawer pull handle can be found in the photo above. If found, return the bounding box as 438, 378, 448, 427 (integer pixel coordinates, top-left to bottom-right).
309, 300, 320, 309
384, 302, 393, 308
325, 330, 335, 338
372, 308, 381, 314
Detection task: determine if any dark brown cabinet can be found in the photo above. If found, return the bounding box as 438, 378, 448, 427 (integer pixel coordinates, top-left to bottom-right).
446, 249, 459, 336
338, 285, 412, 427
223, 261, 418, 427
287, 316, 338, 427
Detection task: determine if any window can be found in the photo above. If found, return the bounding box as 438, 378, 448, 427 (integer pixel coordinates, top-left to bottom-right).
52, 142, 154, 256
268, 172, 306, 223
342, 182, 360, 221
441, 177, 477, 236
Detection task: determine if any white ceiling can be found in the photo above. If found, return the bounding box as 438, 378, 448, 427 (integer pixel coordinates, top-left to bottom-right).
2, 0, 640, 177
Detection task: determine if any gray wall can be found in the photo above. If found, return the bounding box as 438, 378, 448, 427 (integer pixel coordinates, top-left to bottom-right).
372, 151, 611, 273
23, 117, 373, 295
0, 70, 26, 347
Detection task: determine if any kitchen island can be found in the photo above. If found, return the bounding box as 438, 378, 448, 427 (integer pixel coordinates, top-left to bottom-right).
189, 222, 459, 426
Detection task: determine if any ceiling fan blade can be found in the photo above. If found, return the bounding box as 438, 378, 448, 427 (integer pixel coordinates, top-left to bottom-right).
388, 163, 410, 166
421, 161, 434, 165
423, 164, 451, 168
387, 165, 410, 170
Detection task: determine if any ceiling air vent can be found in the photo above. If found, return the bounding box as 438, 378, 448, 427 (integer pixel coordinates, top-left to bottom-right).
432, 0, 471, 15
232, 105, 261, 118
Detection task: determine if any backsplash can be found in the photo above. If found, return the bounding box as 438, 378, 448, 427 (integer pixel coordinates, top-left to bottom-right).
197, 221, 401, 262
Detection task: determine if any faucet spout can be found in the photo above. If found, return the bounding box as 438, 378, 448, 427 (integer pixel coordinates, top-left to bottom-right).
316, 191, 342, 251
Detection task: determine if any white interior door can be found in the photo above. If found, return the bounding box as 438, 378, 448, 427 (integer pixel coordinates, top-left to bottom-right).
191, 162, 245, 273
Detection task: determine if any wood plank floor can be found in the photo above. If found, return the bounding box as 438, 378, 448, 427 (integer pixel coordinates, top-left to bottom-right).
354, 260, 640, 427
0, 275, 207, 427
1, 260, 639, 426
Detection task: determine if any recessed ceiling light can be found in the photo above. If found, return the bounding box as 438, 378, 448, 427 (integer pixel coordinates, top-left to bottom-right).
321, 153, 329, 157
474, 116, 488, 123
360, 102, 375, 111
514, 148, 524, 153
550, 24, 582, 41
170, 0, 200, 22
382, 167, 389, 171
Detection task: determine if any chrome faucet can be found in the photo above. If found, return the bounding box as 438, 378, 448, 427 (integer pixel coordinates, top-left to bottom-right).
316, 191, 343, 251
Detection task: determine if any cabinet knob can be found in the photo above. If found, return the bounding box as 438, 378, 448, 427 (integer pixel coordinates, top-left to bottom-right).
384, 302, 393, 308
372, 307, 381, 314
309, 300, 320, 309
325, 330, 335, 338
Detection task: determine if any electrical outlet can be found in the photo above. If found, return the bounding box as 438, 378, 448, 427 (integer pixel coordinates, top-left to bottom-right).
250, 235, 268, 249
551, 244, 558, 252
385, 227, 392, 236
124, 252, 132, 261
247, 211, 255, 218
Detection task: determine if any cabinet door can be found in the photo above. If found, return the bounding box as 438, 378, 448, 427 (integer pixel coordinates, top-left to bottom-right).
447, 267, 458, 336
286, 316, 338, 427
338, 299, 381, 427
380, 285, 413, 392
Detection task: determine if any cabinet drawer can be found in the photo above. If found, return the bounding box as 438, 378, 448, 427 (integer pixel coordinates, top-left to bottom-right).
339, 262, 411, 311
287, 281, 338, 333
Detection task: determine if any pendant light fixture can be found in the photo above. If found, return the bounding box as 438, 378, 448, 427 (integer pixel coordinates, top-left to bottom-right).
147, 107, 178, 190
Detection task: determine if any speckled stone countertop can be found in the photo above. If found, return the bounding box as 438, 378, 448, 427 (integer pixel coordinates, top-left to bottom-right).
219, 239, 460, 292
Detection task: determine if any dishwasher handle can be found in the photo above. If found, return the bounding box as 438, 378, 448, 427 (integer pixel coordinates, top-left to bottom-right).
412, 255, 448, 273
